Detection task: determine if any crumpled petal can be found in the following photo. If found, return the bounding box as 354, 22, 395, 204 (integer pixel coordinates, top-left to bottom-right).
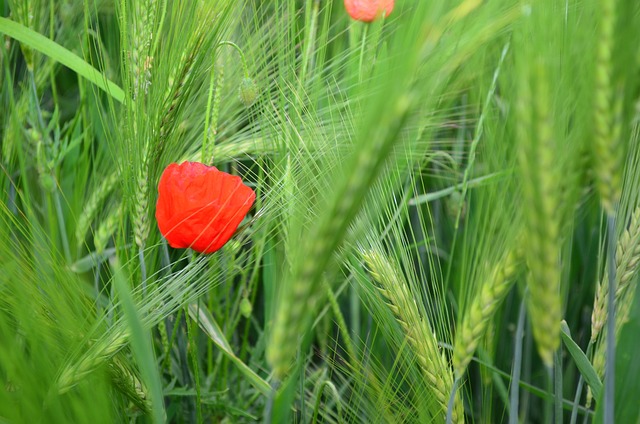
156, 161, 256, 254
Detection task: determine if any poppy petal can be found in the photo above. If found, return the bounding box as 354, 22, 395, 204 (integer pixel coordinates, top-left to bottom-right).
155, 161, 256, 254
344, 0, 394, 22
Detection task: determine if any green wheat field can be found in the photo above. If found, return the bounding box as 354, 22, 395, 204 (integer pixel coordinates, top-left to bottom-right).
1, 0, 640, 422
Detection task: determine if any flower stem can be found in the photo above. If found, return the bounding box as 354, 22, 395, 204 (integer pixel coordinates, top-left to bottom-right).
216, 41, 249, 77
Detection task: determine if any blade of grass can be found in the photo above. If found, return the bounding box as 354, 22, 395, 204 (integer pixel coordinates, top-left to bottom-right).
187, 303, 271, 396
560, 321, 602, 401
112, 260, 165, 423
0, 16, 124, 103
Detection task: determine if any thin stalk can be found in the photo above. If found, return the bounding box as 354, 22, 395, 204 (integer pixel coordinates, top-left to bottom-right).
446, 378, 460, 424
202, 57, 217, 160
350, 283, 360, 348
325, 284, 356, 362
138, 247, 147, 296
453, 42, 510, 232
216, 41, 249, 77
299, 0, 319, 87
545, 368, 553, 424
522, 315, 533, 420
357, 24, 368, 82
48, 0, 58, 103
150, 0, 168, 54
311, 380, 343, 424
555, 351, 563, 424
263, 380, 279, 424
570, 343, 593, 424
604, 213, 616, 423
570, 377, 585, 424
445, 42, 510, 287
53, 190, 72, 263
94, 261, 102, 310
187, 306, 203, 424
510, 293, 528, 424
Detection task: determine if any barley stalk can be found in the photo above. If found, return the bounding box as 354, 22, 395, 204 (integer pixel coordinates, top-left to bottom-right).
364, 249, 464, 422
452, 242, 523, 378
76, 172, 119, 248
109, 353, 151, 412
591, 210, 640, 381
591, 287, 635, 381
518, 62, 562, 367
592, 0, 621, 214
95, 203, 124, 254
149, 34, 205, 177
591, 207, 640, 342
202, 61, 224, 165
158, 318, 171, 374
58, 329, 129, 394
133, 153, 150, 250
131, 0, 156, 98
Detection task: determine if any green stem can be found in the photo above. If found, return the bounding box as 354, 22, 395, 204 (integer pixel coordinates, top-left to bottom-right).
216, 41, 249, 77
53, 190, 72, 263
138, 247, 147, 296
604, 213, 617, 423
187, 306, 203, 424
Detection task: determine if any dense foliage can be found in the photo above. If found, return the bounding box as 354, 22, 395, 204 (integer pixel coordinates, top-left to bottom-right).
1, 0, 639, 422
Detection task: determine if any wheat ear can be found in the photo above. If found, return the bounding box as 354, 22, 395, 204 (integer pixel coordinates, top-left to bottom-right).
108, 353, 151, 412
131, 0, 157, 98
518, 62, 562, 367
592, 0, 622, 215
364, 250, 464, 423
591, 207, 640, 342
94, 204, 124, 254
452, 242, 522, 378
76, 171, 119, 248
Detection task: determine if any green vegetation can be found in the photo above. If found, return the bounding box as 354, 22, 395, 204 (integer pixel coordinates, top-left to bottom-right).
1, 0, 639, 422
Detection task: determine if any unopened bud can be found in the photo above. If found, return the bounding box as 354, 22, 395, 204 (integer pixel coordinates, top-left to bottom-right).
240, 297, 252, 318
238, 77, 258, 107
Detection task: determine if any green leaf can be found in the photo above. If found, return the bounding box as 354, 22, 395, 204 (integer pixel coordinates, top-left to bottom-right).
112, 261, 165, 423
0, 16, 124, 103
560, 320, 602, 400
187, 303, 271, 396
70, 247, 119, 273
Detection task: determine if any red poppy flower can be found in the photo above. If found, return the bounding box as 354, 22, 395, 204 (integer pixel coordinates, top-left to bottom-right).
155, 161, 256, 254
344, 0, 394, 22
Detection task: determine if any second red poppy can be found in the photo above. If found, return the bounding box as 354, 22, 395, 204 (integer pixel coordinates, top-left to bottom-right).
344, 0, 394, 22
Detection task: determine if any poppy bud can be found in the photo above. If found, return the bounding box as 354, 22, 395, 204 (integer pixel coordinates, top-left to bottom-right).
155, 162, 256, 254
240, 297, 252, 318
238, 77, 258, 107
344, 0, 394, 22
